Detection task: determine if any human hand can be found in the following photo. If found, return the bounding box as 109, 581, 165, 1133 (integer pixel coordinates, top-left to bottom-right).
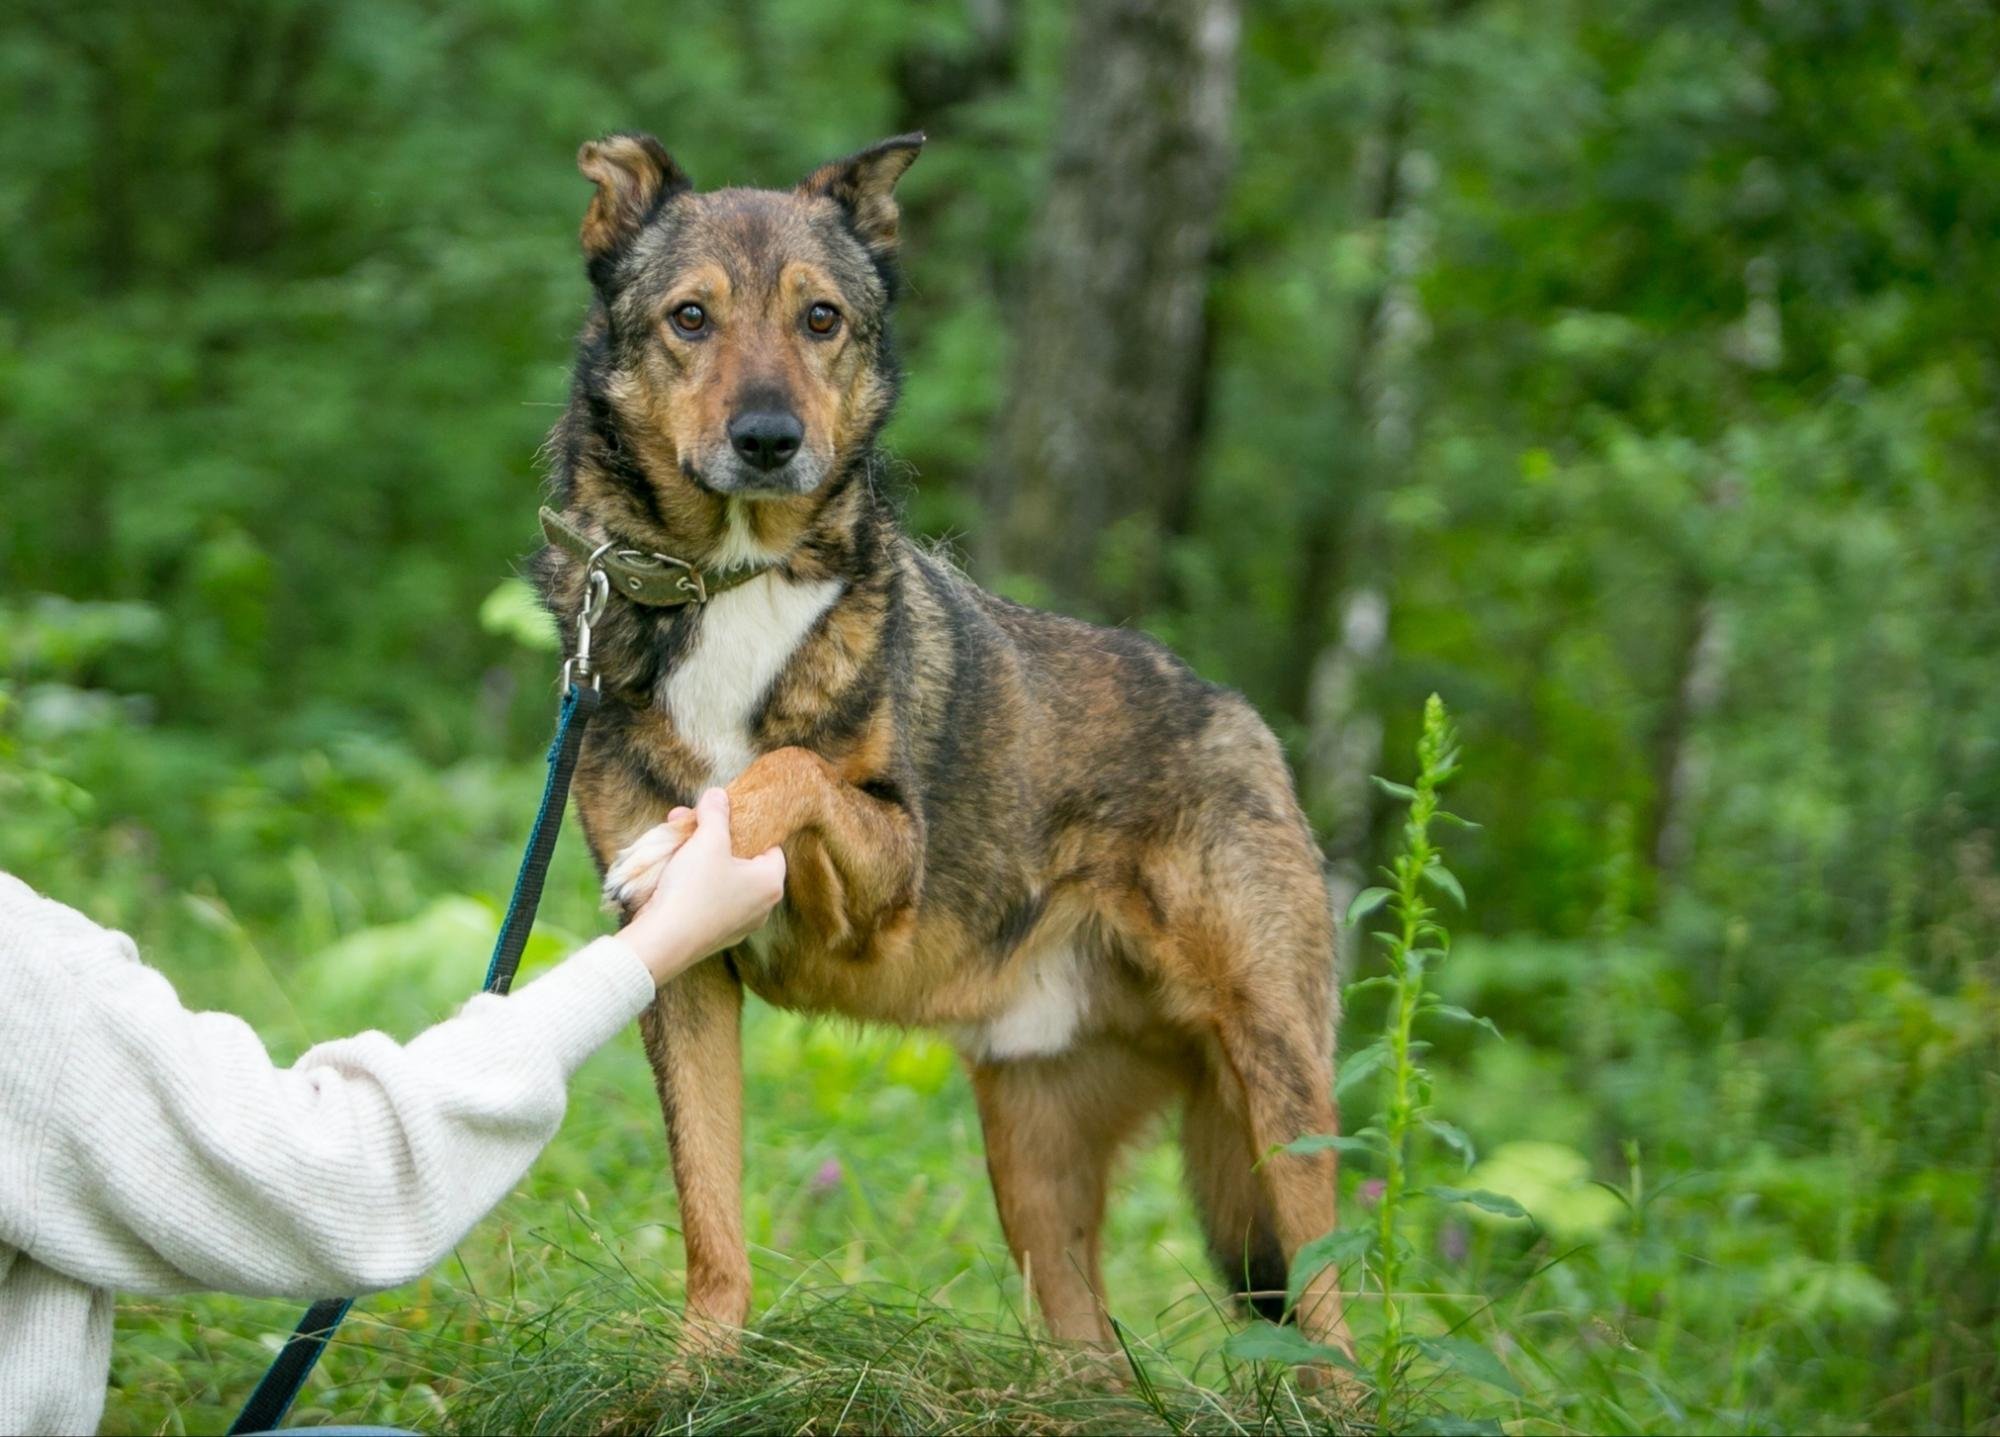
606, 789, 786, 984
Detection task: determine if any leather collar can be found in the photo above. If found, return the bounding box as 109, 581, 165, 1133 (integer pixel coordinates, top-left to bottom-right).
538, 506, 772, 608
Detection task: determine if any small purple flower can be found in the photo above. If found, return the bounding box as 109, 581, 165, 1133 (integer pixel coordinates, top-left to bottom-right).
810, 1157, 843, 1194
1358, 1178, 1387, 1209
1438, 1220, 1469, 1264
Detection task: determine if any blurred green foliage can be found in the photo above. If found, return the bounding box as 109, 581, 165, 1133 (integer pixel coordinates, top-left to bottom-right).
2, 0, 1997, 1432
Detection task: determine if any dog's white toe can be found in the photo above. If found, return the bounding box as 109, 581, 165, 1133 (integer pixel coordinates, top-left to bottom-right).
602, 818, 693, 912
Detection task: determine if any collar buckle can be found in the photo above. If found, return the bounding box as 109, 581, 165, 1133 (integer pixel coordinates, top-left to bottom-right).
607, 547, 706, 605
655, 553, 708, 604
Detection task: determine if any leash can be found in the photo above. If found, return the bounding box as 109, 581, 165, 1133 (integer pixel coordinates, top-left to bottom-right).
228, 568, 613, 1434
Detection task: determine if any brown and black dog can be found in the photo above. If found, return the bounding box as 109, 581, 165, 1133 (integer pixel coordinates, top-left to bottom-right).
532, 131, 1352, 1363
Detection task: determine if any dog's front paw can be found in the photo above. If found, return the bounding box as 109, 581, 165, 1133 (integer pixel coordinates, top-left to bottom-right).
602, 809, 697, 913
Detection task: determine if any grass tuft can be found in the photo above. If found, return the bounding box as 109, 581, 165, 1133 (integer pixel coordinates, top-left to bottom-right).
442, 1280, 1369, 1436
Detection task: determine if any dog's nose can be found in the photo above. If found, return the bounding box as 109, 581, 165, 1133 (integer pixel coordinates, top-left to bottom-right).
727, 410, 804, 472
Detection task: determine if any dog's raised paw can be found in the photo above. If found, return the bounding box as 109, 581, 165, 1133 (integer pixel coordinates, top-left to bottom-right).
602, 810, 696, 912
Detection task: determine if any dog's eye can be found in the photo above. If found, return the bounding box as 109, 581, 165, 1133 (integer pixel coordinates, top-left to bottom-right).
806, 302, 841, 337
669, 303, 707, 336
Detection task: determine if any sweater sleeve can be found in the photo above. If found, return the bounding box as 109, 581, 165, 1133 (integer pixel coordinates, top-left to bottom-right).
7, 877, 655, 1299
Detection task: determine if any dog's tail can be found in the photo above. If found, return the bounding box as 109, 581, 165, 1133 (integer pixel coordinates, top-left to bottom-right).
1181, 1079, 1291, 1322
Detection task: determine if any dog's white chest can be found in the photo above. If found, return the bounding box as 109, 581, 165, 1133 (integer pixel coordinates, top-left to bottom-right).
960, 945, 1089, 1062
661, 571, 843, 785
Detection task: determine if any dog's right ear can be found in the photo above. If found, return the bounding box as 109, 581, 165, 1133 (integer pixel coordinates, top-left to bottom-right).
577, 133, 692, 261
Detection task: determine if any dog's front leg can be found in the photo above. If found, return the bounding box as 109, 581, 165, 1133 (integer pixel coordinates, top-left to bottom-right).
637, 957, 749, 1348
724, 746, 920, 933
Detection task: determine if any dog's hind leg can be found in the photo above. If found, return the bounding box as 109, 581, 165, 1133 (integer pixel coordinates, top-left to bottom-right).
1181, 1070, 1288, 1320
1192, 922, 1355, 1359
1139, 814, 1355, 1360
969, 1040, 1174, 1346
1202, 1013, 1352, 1355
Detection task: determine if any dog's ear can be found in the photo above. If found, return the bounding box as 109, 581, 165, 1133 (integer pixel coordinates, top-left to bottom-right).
577, 133, 691, 261
798, 133, 925, 262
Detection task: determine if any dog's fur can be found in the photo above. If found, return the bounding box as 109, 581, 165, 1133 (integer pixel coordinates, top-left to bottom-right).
532, 132, 1353, 1360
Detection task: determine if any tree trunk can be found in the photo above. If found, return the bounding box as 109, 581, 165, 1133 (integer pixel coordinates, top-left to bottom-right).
1292, 12, 1448, 896
1310, 587, 1390, 938
890, 0, 1021, 135
1648, 469, 1742, 883
978, 0, 1239, 617
1650, 592, 1728, 879
208, 0, 329, 266
1280, 68, 1414, 730
20, 5, 138, 295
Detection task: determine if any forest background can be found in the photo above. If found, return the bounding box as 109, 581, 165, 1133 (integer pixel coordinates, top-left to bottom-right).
3, 0, 1996, 1431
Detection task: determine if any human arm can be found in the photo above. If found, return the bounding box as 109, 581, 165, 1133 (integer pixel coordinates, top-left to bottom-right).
0, 797, 780, 1300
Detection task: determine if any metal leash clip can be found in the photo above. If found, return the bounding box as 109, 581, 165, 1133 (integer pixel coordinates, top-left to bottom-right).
560, 543, 614, 693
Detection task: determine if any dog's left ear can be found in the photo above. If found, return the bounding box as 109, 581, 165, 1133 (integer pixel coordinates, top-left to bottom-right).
798, 133, 925, 262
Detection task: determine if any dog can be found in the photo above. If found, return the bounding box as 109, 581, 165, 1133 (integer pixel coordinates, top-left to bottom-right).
531, 131, 1354, 1365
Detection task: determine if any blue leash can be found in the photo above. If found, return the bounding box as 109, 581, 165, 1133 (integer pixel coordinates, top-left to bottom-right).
228, 680, 603, 1435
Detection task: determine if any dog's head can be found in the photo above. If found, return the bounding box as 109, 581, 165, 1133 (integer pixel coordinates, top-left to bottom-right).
569, 132, 922, 555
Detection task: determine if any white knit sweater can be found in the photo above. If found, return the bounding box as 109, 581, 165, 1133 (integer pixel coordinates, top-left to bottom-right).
0, 871, 657, 1436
